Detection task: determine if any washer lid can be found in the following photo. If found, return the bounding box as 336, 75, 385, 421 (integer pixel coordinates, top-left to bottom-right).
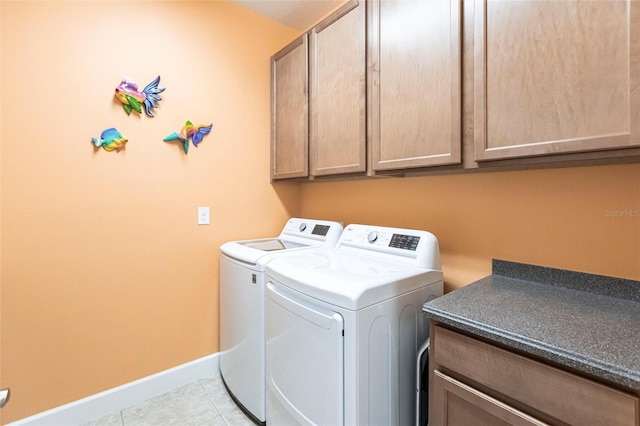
239, 238, 305, 252
220, 219, 343, 266
265, 248, 444, 310
220, 238, 309, 268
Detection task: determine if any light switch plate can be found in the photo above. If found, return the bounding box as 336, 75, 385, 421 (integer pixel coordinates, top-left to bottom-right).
198, 207, 210, 225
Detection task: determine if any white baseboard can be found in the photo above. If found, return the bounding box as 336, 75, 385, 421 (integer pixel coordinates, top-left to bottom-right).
7, 353, 219, 426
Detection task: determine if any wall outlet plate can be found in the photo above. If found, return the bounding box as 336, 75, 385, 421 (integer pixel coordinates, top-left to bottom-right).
198, 207, 210, 225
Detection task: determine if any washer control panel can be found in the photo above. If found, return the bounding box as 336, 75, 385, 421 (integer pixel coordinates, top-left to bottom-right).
280, 218, 343, 242
312, 224, 331, 236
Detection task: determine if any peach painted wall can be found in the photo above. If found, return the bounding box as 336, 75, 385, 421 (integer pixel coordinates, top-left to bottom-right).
295, 163, 640, 291
0, 2, 4, 424
0, 1, 298, 422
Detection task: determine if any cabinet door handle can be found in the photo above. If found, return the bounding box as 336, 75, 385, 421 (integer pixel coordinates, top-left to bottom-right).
433, 371, 548, 426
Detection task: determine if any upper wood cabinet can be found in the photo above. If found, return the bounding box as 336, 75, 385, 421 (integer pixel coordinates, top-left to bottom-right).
474, 0, 640, 161
368, 0, 462, 171
309, 0, 366, 177
271, 34, 309, 180
271, 0, 639, 181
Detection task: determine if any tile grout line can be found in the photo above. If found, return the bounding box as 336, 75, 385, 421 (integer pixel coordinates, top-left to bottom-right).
204, 377, 234, 426
197, 379, 225, 425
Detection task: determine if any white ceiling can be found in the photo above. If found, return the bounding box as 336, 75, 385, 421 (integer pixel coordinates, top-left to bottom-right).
233, 0, 344, 31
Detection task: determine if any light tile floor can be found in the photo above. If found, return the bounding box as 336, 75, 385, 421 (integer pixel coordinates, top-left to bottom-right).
80, 372, 256, 426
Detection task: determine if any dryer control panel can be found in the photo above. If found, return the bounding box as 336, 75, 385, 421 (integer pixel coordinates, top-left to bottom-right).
341, 226, 422, 250
389, 234, 420, 251
338, 224, 441, 269
360, 230, 419, 251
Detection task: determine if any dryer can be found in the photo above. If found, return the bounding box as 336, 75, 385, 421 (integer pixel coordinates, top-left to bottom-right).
219, 218, 343, 423
265, 224, 443, 425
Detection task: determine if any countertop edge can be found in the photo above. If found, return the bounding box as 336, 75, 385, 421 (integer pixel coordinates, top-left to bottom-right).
424, 305, 640, 392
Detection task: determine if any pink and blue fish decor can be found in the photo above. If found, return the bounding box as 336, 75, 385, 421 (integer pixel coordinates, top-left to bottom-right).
91, 128, 127, 152
164, 121, 212, 154
115, 76, 165, 117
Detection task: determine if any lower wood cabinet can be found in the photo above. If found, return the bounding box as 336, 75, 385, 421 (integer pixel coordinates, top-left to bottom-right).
430, 325, 640, 426
433, 371, 546, 426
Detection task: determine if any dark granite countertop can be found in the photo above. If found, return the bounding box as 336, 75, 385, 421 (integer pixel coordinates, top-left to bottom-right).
423, 260, 640, 392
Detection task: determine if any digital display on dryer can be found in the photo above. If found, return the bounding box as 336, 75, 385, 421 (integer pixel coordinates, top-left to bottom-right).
389, 234, 420, 251
312, 224, 330, 236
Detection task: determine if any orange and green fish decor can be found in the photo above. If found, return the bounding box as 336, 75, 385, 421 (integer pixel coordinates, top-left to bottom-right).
91, 128, 127, 152
115, 75, 165, 117
164, 121, 213, 154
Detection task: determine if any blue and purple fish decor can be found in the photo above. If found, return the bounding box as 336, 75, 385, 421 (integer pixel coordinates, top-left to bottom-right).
115, 76, 165, 117
91, 128, 127, 152
164, 121, 212, 154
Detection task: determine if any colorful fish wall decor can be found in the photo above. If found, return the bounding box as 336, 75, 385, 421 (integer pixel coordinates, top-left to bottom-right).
91, 128, 127, 152
164, 121, 212, 154
115, 76, 165, 117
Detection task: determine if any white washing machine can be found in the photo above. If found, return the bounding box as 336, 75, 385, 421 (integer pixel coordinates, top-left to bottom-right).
219, 218, 343, 423
265, 224, 443, 426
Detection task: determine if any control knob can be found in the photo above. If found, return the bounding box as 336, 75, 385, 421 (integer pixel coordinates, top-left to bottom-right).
367, 231, 379, 243
299, 223, 307, 232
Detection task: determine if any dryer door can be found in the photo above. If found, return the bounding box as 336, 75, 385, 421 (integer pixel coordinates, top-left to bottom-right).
266, 282, 344, 425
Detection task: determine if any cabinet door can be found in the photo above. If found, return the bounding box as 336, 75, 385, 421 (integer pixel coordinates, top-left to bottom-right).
474, 0, 640, 161
271, 35, 308, 180
369, 0, 462, 171
432, 371, 547, 426
431, 325, 640, 426
309, 0, 366, 177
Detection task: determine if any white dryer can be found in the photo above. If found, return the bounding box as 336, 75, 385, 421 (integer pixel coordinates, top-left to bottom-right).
219, 218, 343, 423
265, 224, 443, 426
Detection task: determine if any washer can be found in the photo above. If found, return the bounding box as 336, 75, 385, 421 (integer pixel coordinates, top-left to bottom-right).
219, 218, 343, 424
265, 224, 443, 426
